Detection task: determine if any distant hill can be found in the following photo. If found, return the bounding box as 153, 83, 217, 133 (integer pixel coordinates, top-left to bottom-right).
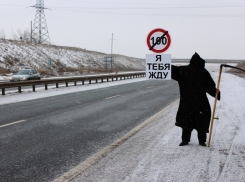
0, 39, 145, 77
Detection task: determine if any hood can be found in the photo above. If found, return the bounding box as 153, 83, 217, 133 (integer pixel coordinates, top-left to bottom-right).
12, 75, 28, 78
189, 52, 205, 68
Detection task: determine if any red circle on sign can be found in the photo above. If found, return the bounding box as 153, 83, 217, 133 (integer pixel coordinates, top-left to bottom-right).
147, 28, 171, 53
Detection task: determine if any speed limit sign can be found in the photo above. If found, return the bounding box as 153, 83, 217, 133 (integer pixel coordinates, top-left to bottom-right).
147, 28, 171, 53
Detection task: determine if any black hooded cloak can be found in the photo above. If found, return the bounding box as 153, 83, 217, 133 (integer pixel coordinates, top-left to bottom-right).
171, 53, 220, 133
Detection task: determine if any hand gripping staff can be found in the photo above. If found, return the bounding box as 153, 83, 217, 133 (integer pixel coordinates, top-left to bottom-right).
208, 64, 245, 147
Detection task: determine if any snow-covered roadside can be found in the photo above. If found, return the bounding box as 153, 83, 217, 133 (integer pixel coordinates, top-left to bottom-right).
1, 68, 244, 181
69, 73, 245, 182
0, 77, 147, 105
0, 74, 12, 81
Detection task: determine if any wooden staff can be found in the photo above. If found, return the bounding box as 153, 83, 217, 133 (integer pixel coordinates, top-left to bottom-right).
207, 65, 223, 147
207, 64, 245, 147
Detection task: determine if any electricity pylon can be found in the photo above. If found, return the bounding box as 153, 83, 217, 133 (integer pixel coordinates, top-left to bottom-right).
31, 0, 50, 44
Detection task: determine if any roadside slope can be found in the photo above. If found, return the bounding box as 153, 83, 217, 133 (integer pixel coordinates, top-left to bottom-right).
0, 39, 144, 76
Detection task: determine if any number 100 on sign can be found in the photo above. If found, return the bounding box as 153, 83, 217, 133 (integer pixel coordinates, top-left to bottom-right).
151, 36, 167, 46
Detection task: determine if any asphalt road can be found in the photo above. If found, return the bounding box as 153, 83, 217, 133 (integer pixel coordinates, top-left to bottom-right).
0, 80, 179, 182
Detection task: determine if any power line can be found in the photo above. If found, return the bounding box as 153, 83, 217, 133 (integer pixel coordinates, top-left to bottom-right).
49, 8, 245, 17
48, 4, 245, 10
0, 4, 28, 7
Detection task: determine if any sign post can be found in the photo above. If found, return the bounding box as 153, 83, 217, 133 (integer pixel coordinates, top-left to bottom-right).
146, 28, 171, 80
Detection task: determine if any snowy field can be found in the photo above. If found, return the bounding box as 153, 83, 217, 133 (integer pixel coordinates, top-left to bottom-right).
1, 67, 245, 181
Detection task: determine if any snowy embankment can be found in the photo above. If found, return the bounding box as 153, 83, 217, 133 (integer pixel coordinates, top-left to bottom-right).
69, 73, 245, 182
0, 39, 145, 77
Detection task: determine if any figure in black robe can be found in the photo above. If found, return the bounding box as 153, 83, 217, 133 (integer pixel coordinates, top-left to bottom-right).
171, 52, 220, 146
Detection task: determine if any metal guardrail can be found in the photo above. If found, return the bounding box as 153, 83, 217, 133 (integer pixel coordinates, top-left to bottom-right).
0, 72, 146, 95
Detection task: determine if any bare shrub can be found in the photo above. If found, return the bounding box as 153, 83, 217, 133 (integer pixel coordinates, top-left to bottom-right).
0, 68, 10, 75
38, 69, 57, 77
11, 29, 35, 43
0, 29, 6, 40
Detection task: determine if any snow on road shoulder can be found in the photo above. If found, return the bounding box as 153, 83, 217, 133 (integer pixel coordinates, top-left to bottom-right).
71, 73, 245, 182
210, 73, 245, 181
0, 77, 147, 106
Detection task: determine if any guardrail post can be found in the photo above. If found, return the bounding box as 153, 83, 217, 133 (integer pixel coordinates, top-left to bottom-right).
116, 77, 118, 81
66, 82, 68, 87
82, 80, 84, 85
89, 80, 91, 84
74, 81, 77, 86
96, 79, 98, 83
107, 78, 109, 82
56, 83, 59, 88
32, 85, 35, 92
45, 84, 48, 90
102, 79, 104, 83
18, 86, 21, 93
2, 88, 5, 95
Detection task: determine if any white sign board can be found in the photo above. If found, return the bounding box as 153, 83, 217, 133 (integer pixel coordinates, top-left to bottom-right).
146, 54, 171, 80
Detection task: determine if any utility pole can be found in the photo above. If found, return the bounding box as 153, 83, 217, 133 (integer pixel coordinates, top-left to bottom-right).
111, 33, 114, 55
110, 33, 116, 72
31, 0, 50, 44
30, 21, 33, 43
104, 33, 116, 72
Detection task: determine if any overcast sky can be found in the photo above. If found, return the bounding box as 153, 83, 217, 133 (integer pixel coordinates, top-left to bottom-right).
1, 0, 245, 60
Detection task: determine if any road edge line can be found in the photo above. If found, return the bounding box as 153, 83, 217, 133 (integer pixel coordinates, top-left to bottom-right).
53, 99, 179, 182
0, 120, 26, 128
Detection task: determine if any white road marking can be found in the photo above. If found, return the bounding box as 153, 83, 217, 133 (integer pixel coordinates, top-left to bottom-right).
0, 120, 26, 128
147, 86, 154, 89
104, 95, 120, 100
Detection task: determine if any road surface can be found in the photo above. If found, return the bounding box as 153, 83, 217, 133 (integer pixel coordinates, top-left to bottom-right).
0, 80, 179, 182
